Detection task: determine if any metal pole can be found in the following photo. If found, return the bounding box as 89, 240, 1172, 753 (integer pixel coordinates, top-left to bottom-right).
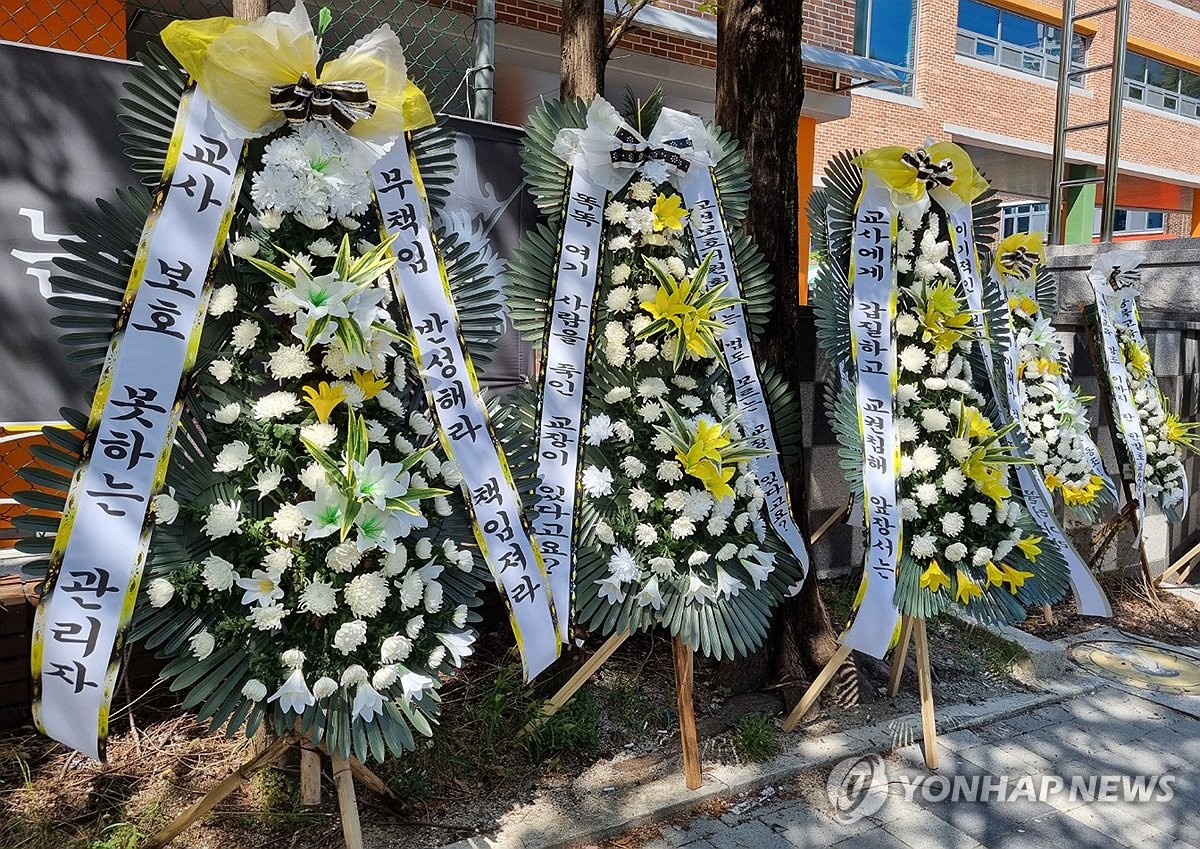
471, 0, 496, 121
1048, 0, 1076, 245
1100, 0, 1131, 243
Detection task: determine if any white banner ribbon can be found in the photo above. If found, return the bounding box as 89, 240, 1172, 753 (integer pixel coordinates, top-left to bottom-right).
372, 140, 560, 680
839, 172, 901, 659
938, 191, 1110, 616
1089, 252, 1152, 536
531, 164, 607, 642
667, 110, 812, 591
32, 89, 246, 759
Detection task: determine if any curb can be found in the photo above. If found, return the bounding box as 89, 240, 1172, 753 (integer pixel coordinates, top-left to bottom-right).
437, 676, 1104, 849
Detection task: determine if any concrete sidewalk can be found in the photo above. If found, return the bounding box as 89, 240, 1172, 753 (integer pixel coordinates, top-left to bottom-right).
637, 685, 1200, 849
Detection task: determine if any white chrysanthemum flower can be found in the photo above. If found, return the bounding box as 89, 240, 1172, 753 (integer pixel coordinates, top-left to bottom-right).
249, 603, 289, 631
942, 512, 965, 536
254, 391, 301, 421
345, 572, 390, 619
251, 465, 285, 500
309, 237, 337, 257
424, 580, 444, 613
630, 487, 653, 512
604, 200, 629, 223
189, 629, 215, 661
406, 614, 425, 639
585, 414, 615, 445
899, 346, 928, 373
208, 358, 234, 384
941, 468, 967, 496
299, 462, 326, 492
670, 516, 696, 539
608, 546, 640, 582
972, 547, 994, 567
582, 465, 614, 497
900, 498, 919, 520
945, 542, 967, 562
921, 409, 950, 433
605, 386, 632, 404
398, 571, 424, 609
311, 676, 338, 699
213, 402, 241, 425
666, 256, 687, 278
326, 541, 362, 573
214, 440, 252, 474
912, 445, 940, 474
621, 456, 647, 478
300, 424, 338, 455
638, 377, 668, 398
340, 665, 369, 687
969, 503, 990, 525
895, 312, 919, 336
333, 620, 369, 655
381, 633, 413, 664
152, 492, 179, 525
678, 394, 702, 412
640, 402, 665, 424
262, 548, 293, 574
208, 284, 238, 318
409, 412, 435, 436
270, 504, 307, 541
609, 234, 634, 251
911, 533, 938, 559
231, 319, 261, 353
914, 482, 939, 506
924, 377, 948, 391
242, 679, 268, 701
594, 519, 616, 544
897, 418, 920, 444
147, 577, 174, 607
204, 500, 242, 539
657, 461, 683, 483
230, 235, 260, 258
201, 554, 237, 592
634, 523, 658, 546
948, 437, 972, 463
265, 343, 312, 381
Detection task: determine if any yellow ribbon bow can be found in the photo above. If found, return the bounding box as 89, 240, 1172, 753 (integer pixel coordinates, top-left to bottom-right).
161, 0, 434, 142
996, 232, 1046, 280
854, 141, 989, 204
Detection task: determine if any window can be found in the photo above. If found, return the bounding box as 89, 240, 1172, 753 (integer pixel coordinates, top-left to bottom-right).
855, 0, 916, 93
1001, 202, 1050, 238
956, 0, 1086, 85
1092, 208, 1167, 235
1124, 52, 1200, 119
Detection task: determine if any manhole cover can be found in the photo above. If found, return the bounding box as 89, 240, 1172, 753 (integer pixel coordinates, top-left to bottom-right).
1068, 640, 1200, 694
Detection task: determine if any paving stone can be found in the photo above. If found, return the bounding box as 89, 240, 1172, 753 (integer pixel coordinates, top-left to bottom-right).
709, 819, 791, 849
1060, 799, 1180, 846
880, 807, 983, 848
830, 825, 911, 848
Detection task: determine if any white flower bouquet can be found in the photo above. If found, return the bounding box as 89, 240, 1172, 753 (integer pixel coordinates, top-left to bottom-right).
503, 93, 806, 656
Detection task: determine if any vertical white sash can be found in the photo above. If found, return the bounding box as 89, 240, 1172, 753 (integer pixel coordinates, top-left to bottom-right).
372, 141, 561, 679
32, 89, 246, 759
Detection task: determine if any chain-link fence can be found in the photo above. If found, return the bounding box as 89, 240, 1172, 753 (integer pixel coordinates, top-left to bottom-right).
2, 0, 480, 115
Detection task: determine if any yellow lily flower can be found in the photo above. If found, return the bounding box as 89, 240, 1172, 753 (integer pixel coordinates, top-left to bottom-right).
302, 381, 346, 423
998, 563, 1035, 594
920, 282, 975, 354
679, 418, 732, 470
1009, 294, 1041, 316
955, 571, 983, 604
985, 560, 1006, 588
1016, 535, 1043, 561
1061, 474, 1105, 506
651, 194, 688, 232
1044, 471, 1063, 492
352, 370, 389, 401
920, 560, 952, 593
691, 460, 736, 500
1123, 340, 1152, 379
960, 405, 994, 441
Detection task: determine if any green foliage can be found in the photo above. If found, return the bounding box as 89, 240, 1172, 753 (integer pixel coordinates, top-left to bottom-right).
731, 714, 779, 762
88, 822, 145, 849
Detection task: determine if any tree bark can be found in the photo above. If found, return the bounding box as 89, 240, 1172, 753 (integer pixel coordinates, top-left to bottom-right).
232, 0, 269, 20
714, 0, 861, 709
560, 0, 607, 99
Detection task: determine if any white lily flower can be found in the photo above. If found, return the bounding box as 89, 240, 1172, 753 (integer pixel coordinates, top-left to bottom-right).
351, 682, 386, 722
269, 668, 315, 715
235, 568, 285, 607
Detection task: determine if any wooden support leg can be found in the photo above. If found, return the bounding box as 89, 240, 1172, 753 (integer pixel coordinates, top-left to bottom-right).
1041, 604, 1056, 626
299, 741, 322, 808
810, 499, 851, 546
1160, 537, 1200, 583
331, 751, 364, 849
524, 630, 630, 734
143, 734, 295, 849
886, 616, 914, 698
672, 636, 703, 790
914, 619, 938, 771
781, 643, 853, 732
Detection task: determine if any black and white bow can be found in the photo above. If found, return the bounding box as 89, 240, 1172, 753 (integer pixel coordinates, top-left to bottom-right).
901, 148, 956, 191
270, 72, 377, 131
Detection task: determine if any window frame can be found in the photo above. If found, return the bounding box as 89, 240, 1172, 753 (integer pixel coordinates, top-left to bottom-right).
955, 0, 1087, 86
854, 0, 918, 95
1123, 51, 1200, 120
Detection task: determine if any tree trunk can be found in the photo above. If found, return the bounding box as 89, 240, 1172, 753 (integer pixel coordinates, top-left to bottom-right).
714, 0, 861, 709
232, 0, 268, 20
560, 0, 607, 99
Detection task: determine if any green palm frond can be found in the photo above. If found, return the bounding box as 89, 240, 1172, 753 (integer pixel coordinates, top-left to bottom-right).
119, 43, 187, 188
1034, 263, 1059, 318
820, 148, 864, 272
620, 84, 664, 136
522, 98, 590, 222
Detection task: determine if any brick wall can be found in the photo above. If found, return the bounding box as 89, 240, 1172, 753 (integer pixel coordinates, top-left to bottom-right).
814, 0, 1200, 191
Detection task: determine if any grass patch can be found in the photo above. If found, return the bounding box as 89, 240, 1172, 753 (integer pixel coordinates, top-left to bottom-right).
731, 714, 779, 762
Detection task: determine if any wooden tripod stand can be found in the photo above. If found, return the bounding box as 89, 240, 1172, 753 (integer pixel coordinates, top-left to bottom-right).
143, 731, 399, 849
780, 615, 939, 769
